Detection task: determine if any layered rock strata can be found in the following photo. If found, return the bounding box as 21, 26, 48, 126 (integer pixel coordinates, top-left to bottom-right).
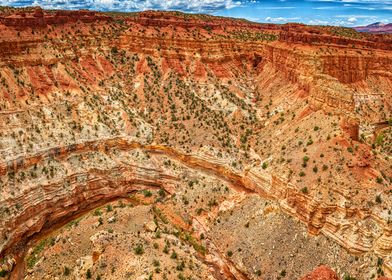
0, 8, 390, 278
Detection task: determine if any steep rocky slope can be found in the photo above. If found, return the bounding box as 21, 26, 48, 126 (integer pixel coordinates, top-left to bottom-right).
0, 7, 391, 279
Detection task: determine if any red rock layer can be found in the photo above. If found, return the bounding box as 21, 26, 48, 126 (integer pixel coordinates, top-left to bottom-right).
0, 7, 111, 28
300, 265, 339, 280
0, 8, 390, 278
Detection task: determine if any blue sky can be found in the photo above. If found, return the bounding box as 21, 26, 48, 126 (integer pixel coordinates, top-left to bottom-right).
0, 0, 391, 26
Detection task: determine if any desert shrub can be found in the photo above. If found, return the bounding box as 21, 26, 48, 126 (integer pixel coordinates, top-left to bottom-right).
134, 244, 144, 255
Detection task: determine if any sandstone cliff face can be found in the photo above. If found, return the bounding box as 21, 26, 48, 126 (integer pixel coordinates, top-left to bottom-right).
0, 10, 390, 108
320, 54, 392, 83
279, 30, 392, 51
300, 265, 339, 280
0, 8, 111, 28
0, 8, 391, 279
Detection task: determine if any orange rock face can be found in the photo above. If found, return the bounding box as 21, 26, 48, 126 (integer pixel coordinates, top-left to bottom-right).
340, 117, 359, 141
0, 7, 111, 28
300, 266, 339, 280
0, 8, 391, 279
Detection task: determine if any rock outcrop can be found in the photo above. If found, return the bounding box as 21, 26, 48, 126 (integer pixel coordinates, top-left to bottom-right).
300, 265, 339, 280
0, 8, 390, 279
0, 7, 111, 28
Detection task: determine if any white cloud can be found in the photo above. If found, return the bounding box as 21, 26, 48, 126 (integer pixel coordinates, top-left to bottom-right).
96, 0, 114, 5
308, 19, 330, 25
265, 16, 300, 22
347, 16, 357, 22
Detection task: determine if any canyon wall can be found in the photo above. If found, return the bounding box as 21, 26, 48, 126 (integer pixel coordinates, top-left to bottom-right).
0, 8, 111, 27
0, 8, 391, 278
0, 138, 391, 267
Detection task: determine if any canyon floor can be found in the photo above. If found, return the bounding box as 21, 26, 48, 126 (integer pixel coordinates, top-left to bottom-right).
0, 7, 391, 280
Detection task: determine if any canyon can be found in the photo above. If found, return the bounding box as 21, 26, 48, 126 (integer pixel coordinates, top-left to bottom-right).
0, 6, 391, 280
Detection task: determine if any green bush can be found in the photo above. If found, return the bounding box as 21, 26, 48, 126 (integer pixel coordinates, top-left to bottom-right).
134, 244, 144, 255
86, 269, 92, 279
